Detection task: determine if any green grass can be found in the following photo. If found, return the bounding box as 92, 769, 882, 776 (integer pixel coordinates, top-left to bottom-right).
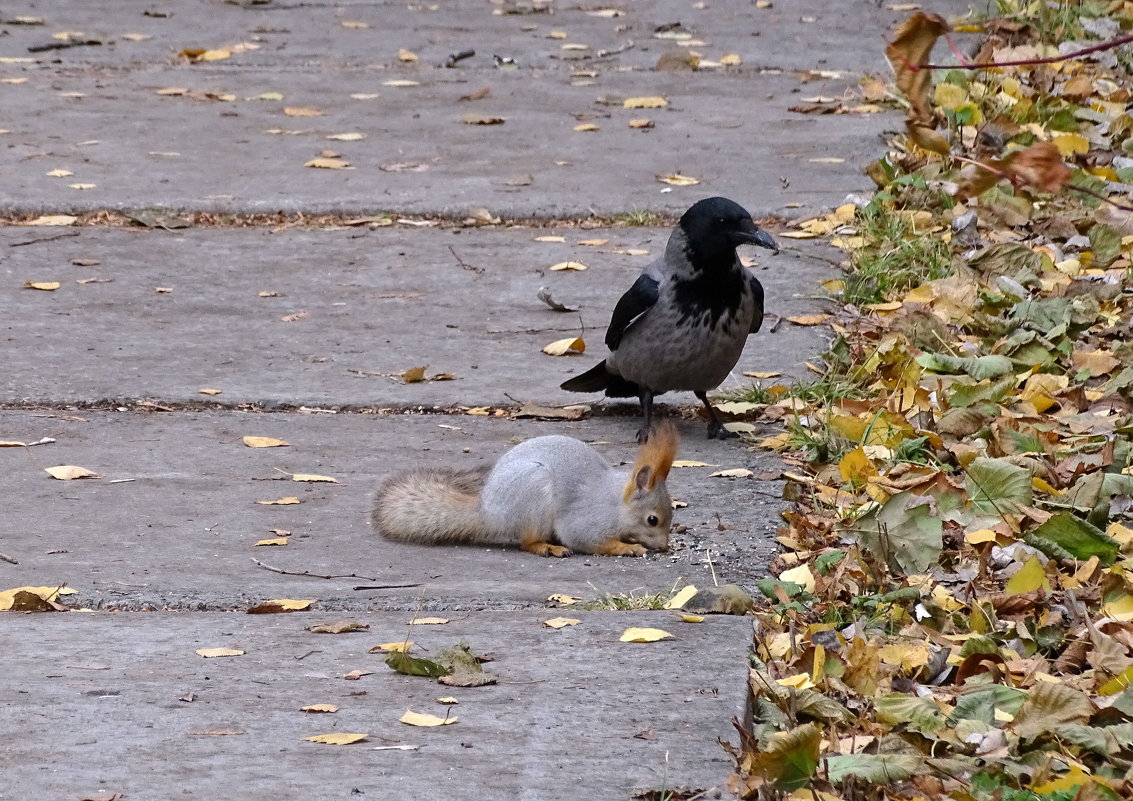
578, 589, 670, 610
608, 209, 668, 227
840, 199, 953, 308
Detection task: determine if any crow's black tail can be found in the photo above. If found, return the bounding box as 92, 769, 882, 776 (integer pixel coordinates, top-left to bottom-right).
561, 362, 641, 398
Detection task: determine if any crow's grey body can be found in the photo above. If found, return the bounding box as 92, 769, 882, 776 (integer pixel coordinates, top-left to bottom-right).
606, 229, 760, 393
560, 197, 776, 440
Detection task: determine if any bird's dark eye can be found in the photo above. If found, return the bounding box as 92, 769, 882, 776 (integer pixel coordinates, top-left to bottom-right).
647, 514, 660, 527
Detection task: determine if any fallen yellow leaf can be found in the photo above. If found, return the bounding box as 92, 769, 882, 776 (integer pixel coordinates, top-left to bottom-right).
304, 157, 350, 169
291, 473, 338, 483
305, 732, 368, 744
196, 648, 245, 658
671, 460, 715, 468
573, 123, 600, 132
400, 710, 457, 727
0, 586, 76, 611
663, 585, 699, 609
284, 106, 323, 116
787, 314, 832, 326
25, 281, 60, 291
409, 616, 449, 625
620, 627, 674, 642
300, 704, 339, 713
326, 132, 366, 141
243, 436, 290, 448
710, 468, 754, 478
370, 641, 415, 653
624, 96, 668, 109
398, 48, 418, 62
45, 169, 73, 177
671, 612, 705, 623
658, 174, 700, 186
255, 538, 289, 546
549, 261, 588, 271
26, 215, 76, 226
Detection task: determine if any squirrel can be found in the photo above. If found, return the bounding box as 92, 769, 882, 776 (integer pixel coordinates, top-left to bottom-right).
372, 421, 678, 557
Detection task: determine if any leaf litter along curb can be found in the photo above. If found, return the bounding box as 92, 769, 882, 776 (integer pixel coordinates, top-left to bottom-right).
728, 5, 1133, 800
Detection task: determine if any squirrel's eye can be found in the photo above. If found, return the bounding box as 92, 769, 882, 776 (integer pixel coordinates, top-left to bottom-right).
647, 515, 660, 527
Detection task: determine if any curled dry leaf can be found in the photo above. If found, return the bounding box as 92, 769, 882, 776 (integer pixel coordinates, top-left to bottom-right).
257, 496, 301, 505
409, 616, 449, 625
542, 617, 581, 628
301, 704, 339, 713
956, 141, 1072, 201
44, 465, 99, 480
247, 599, 313, 613
307, 621, 369, 634
25, 281, 60, 291
885, 11, 951, 155
463, 113, 506, 125
402, 366, 427, 383
710, 468, 754, 478
549, 261, 588, 271
542, 337, 586, 356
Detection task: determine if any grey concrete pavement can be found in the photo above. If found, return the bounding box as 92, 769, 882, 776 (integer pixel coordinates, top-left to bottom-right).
1, 224, 832, 407
1, 411, 783, 610
0, 0, 978, 218
1, 1, 982, 797
2, 611, 751, 800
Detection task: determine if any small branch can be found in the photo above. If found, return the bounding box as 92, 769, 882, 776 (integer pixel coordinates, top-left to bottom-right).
914, 30, 1133, 71
1067, 183, 1133, 212
353, 584, 425, 591
251, 556, 378, 581
0, 551, 19, 565
9, 232, 81, 248
448, 245, 484, 274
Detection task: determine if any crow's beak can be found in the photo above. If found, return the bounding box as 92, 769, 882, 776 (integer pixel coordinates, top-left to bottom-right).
734, 219, 779, 253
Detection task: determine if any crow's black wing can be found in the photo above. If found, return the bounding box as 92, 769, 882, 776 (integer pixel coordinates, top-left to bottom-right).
605, 274, 660, 350
748, 274, 765, 334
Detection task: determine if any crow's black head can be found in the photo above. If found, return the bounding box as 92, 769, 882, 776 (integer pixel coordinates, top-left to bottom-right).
678, 197, 778, 271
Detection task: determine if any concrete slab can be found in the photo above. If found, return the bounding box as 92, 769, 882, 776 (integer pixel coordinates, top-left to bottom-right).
0, 0, 977, 218
0, 225, 836, 408
0, 410, 783, 611
1, 611, 752, 800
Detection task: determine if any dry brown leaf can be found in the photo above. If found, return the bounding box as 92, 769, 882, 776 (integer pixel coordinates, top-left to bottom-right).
308, 621, 369, 634
284, 107, 322, 116
402, 366, 427, 383
624, 96, 668, 109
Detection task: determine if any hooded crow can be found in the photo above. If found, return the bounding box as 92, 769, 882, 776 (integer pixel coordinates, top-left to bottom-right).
560, 196, 778, 441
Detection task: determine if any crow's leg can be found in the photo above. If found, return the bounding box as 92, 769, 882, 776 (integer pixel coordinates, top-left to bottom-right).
696, 391, 735, 439
636, 389, 655, 443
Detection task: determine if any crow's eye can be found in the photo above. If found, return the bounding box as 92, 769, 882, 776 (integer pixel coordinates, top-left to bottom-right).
647, 514, 660, 527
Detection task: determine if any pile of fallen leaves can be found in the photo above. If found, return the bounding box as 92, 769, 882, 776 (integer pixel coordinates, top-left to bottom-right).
731, 4, 1133, 799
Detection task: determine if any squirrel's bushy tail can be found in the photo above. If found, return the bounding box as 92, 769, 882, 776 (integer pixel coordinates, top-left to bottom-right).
373, 467, 489, 545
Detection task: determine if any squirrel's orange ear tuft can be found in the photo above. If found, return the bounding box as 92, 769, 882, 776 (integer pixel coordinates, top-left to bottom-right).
635, 419, 678, 488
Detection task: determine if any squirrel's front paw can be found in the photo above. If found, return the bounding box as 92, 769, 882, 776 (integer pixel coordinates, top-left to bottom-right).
521, 541, 573, 558
593, 540, 648, 557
